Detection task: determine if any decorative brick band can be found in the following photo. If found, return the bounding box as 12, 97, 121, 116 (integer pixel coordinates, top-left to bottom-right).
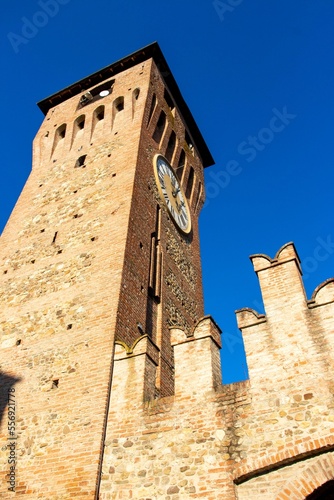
234, 435, 334, 485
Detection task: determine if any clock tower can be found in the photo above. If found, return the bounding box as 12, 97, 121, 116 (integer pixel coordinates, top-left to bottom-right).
0, 43, 215, 497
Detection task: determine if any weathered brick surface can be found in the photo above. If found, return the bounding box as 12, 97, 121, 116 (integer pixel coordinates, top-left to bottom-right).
1, 46, 334, 499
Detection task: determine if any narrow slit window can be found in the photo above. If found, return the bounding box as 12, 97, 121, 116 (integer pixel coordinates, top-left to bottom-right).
165, 131, 176, 163
176, 150, 185, 181
185, 167, 195, 200
195, 181, 202, 210
147, 93, 157, 126
152, 111, 166, 143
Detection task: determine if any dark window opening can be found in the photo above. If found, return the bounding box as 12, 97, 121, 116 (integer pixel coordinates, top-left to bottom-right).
176, 150, 186, 181
75, 115, 85, 131
185, 167, 195, 200
79, 79, 115, 108
147, 94, 157, 126
152, 111, 166, 143
165, 131, 176, 163
306, 480, 334, 499
58, 124, 66, 139
114, 96, 124, 112
94, 105, 105, 121
195, 181, 202, 210
133, 88, 140, 100
75, 155, 87, 168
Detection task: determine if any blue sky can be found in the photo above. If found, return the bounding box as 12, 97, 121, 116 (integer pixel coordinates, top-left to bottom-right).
1, 1, 334, 383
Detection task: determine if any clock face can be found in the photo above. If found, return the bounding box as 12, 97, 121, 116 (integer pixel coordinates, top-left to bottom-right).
153, 155, 191, 234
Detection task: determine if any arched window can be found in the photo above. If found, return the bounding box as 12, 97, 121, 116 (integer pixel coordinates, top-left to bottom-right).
176, 149, 185, 181
52, 123, 66, 154
185, 167, 194, 199
94, 105, 105, 123
72, 115, 85, 142
152, 111, 166, 143
147, 93, 157, 126
165, 131, 176, 162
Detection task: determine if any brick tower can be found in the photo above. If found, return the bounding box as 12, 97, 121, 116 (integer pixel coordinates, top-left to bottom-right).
0, 43, 215, 498
2, 43, 334, 500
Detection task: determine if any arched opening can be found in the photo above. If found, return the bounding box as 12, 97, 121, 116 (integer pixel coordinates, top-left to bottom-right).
165, 131, 176, 163
305, 480, 334, 499
152, 111, 166, 143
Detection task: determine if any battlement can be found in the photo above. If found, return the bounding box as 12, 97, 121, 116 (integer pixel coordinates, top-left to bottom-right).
236, 242, 334, 387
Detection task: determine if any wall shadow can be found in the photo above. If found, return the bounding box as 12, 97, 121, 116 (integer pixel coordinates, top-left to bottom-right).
0, 371, 21, 428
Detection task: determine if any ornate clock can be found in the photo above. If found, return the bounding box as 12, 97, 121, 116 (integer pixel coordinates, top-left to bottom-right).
153, 154, 191, 234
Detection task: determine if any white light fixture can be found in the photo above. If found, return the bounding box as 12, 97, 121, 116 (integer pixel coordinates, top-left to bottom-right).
99, 90, 110, 97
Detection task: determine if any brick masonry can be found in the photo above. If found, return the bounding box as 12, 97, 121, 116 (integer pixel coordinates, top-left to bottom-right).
0, 44, 333, 499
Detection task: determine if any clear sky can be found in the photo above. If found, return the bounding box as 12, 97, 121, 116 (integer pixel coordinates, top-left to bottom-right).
1, 1, 334, 383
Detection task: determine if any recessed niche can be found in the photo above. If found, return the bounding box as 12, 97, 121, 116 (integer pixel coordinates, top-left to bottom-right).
90, 237, 96, 242
67, 324, 73, 330
114, 96, 124, 112
3, 270, 8, 274
52, 379, 59, 389
16, 339, 21, 346
31, 259, 35, 264
40, 229, 45, 233
57, 250, 63, 254
94, 105, 105, 122
75, 155, 87, 168
133, 88, 140, 101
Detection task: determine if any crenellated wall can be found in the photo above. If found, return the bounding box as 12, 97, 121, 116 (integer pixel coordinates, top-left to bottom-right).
234, 242, 334, 497
97, 242, 334, 499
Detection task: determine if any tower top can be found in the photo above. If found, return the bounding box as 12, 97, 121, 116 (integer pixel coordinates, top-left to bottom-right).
37, 42, 214, 167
